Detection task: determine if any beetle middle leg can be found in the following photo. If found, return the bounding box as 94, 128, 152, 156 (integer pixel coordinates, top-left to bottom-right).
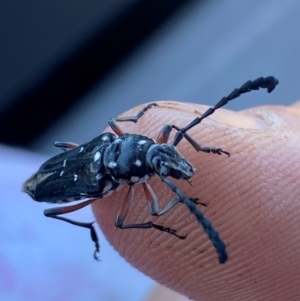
115, 185, 186, 239
108, 103, 158, 136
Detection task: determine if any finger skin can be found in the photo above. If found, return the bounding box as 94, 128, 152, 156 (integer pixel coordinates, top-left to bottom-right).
92, 101, 300, 301
144, 284, 189, 301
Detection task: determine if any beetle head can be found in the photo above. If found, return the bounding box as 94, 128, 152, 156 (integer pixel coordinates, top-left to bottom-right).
146, 143, 195, 180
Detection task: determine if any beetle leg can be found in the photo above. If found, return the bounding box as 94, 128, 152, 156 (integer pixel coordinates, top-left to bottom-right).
181, 131, 230, 156
108, 103, 158, 136
156, 124, 230, 155
170, 124, 230, 155
143, 182, 179, 215
182, 131, 230, 155
44, 198, 101, 260
143, 182, 204, 215
53, 141, 79, 151
156, 124, 172, 143
115, 185, 186, 239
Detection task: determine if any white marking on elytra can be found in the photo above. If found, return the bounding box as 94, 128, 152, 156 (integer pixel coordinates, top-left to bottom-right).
74, 174, 78, 181
134, 159, 142, 167
63, 159, 67, 167
60, 171, 64, 176
96, 174, 102, 180
94, 151, 101, 162
138, 140, 147, 145
79, 146, 84, 153
101, 135, 109, 141
108, 161, 117, 168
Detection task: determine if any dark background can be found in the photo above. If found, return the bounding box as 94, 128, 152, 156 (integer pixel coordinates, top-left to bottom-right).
1, 0, 199, 147
1, 0, 300, 153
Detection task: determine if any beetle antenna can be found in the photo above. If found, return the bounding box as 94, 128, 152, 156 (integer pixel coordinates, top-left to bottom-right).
173, 76, 279, 146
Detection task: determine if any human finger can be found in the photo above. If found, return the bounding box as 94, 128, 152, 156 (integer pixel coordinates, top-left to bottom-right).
93, 101, 300, 301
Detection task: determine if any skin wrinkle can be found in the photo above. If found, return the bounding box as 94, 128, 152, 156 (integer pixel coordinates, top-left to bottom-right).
93, 101, 300, 301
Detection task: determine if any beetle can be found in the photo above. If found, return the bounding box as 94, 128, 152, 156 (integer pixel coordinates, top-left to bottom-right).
23, 76, 279, 264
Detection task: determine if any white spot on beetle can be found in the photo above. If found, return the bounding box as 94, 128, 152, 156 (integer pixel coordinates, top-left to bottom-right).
108, 161, 117, 168
96, 174, 102, 180
60, 171, 64, 176
138, 140, 147, 145
79, 146, 84, 153
134, 159, 142, 167
94, 151, 101, 162
63, 159, 67, 167
74, 174, 78, 181
101, 135, 109, 141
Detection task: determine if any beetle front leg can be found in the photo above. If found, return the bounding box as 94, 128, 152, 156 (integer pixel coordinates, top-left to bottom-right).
115, 185, 186, 239
156, 124, 230, 156
156, 124, 172, 143
143, 182, 200, 216
143, 182, 207, 216
143, 182, 180, 215
184, 133, 230, 156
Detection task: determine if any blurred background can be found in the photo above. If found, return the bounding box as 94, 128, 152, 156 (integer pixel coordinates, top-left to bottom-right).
1, 0, 300, 300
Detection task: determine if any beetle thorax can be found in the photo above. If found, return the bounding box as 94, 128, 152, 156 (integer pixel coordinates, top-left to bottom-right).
103, 134, 155, 184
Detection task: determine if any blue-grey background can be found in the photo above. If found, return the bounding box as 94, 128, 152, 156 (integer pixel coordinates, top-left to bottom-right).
1, 0, 300, 300
32, 0, 300, 152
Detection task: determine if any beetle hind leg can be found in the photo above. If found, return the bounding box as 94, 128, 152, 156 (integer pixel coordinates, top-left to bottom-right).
44, 198, 101, 260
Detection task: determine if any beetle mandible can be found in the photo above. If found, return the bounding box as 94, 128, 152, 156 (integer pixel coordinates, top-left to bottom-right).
23, 76, 279, 264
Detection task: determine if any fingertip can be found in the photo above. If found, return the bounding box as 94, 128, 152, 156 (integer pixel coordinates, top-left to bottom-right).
94, 101, 300, 301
